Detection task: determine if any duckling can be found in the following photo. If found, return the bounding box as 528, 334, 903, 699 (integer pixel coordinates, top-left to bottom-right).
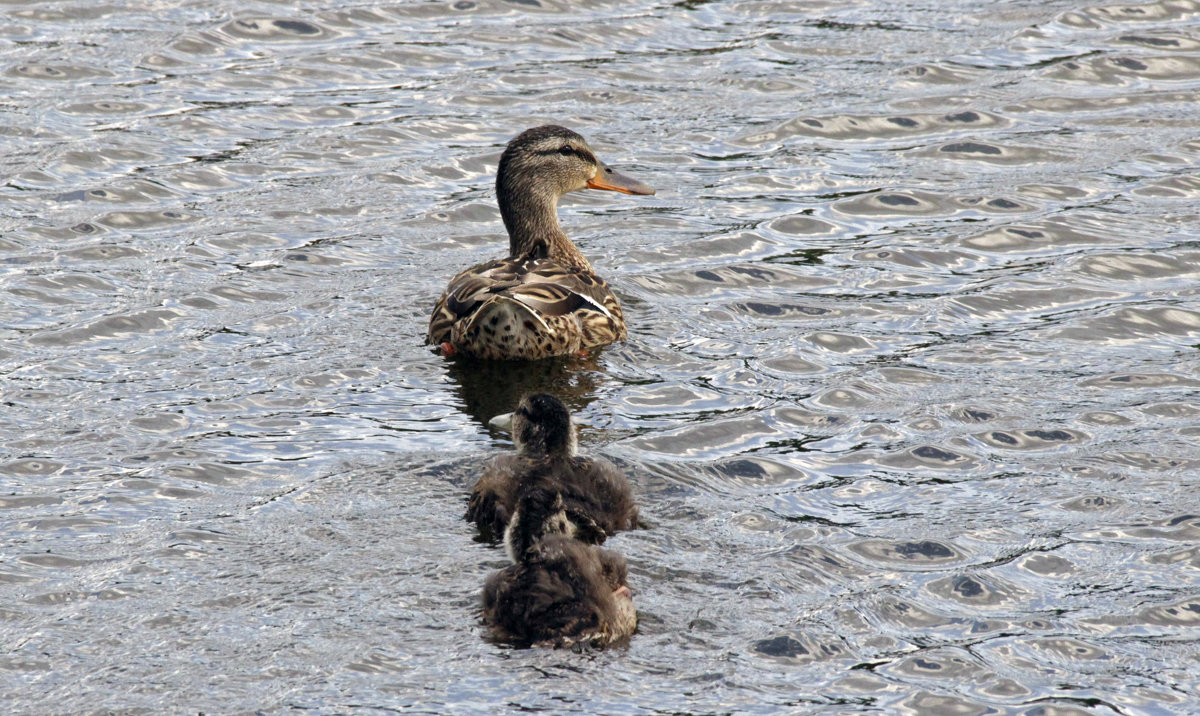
467, 393, 637, 547
428, 125, 655, 360
482, 535, 636, 647
503, 483, 607, 563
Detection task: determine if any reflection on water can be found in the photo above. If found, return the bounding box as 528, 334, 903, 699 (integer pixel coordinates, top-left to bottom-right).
3, 0, 1200, 712
445, 353, 605, 430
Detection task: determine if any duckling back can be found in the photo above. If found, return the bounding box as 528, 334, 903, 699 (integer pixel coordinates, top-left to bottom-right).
482, 535, 636, 647
470, 455, 638, 554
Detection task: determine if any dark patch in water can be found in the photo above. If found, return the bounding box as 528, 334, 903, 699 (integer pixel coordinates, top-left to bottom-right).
738, 302, 827, 317
729, 266, 774, 281
720, 459, 768, 478
942, 142, 1002, 155
913, 445, 961, 462
274, 20, 321, 35
1119, 35, 1178, 47
895, 541, 955, 559
754, 635, 809, 658
1025, 429, 1072, 442
944, 111, 981, 122
953, 576, 983, 598
1112, 57, 1148, 71
878, 194, 920, 206
743, 302, 783, 316
962, 409, 994, 422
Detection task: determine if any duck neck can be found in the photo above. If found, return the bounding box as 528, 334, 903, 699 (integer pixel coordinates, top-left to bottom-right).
497, 179, 593, 272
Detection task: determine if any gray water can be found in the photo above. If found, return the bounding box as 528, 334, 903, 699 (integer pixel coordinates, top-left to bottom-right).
2, 0, 1199, 713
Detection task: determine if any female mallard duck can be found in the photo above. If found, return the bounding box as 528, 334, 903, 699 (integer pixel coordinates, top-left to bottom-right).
467, 393, 638, 552
428, 125, 655, 360
482, 535, 636, 647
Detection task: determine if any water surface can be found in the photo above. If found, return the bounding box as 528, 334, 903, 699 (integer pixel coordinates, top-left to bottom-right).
2, 0, 1199, 712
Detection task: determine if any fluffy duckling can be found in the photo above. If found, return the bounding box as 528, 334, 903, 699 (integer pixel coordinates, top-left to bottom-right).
466, 393, 637, 548
482, 535, 636, 647
504, 483, 606, 563
428, 125, 655, 360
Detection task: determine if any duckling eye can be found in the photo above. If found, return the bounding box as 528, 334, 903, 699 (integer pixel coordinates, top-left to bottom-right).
558, 146, 576, 157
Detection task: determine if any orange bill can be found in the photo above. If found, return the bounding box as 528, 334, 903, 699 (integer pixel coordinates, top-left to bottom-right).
587, 162, 655, 195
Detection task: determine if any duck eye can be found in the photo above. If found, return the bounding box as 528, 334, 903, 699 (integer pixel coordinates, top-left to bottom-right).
558, 146, 576, 156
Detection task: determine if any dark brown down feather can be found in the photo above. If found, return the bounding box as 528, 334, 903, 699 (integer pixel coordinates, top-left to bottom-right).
482, 536, 635, 647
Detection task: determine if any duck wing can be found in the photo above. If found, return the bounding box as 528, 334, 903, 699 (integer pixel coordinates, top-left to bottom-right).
427, 257, 623, 347
512, 259, 619, 318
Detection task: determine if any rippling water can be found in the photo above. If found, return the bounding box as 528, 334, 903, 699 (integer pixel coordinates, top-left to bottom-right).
3, 0, 1200, 712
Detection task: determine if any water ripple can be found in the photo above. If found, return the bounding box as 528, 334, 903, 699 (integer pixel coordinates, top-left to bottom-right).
4, 0, 1200, 712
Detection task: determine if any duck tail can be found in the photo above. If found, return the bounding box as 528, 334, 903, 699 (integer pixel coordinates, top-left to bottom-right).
451, 296, 579, 360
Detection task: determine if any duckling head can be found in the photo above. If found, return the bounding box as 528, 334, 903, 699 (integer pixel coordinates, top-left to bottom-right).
511, 392, 576, 458
503, 486, 606, 562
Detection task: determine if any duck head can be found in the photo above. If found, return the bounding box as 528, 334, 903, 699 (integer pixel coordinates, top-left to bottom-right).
496, 125, 655, 262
